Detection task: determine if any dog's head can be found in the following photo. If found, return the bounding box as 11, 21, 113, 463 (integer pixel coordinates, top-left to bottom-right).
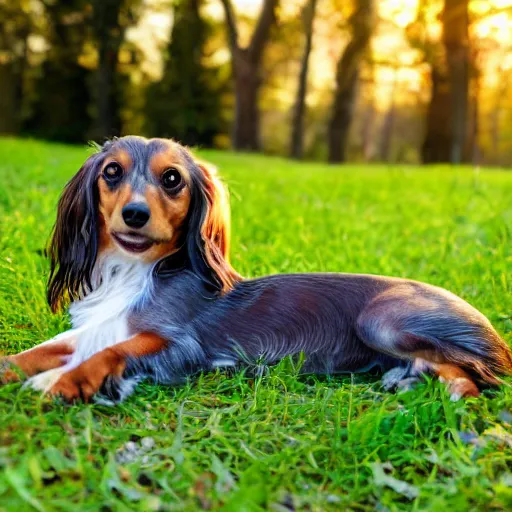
47, 136, 240, 311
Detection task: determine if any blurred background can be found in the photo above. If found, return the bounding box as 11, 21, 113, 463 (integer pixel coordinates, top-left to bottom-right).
1, 0, 511, 165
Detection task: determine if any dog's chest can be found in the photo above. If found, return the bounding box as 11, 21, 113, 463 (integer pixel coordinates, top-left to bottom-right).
68, 259, 152, 364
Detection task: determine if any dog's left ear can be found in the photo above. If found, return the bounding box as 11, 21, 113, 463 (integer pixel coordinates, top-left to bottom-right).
47, 151, 103, 312
186, 159, 241, 293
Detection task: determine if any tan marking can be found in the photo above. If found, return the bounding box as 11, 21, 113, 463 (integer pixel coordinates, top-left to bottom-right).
98, 182, 134, 253
148, 142, 191, 183
410, 351, 481, 399
97, 141, 193, 264
102, 148, 132, 173
142, 184, 191, 262
2, 339, 76, 381
194, 160, 241, 292
95, 138, 238, 282
48, 333, 167, 402
434, 363, 480, 398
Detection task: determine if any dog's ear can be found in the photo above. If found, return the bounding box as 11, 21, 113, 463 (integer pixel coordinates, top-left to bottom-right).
47, 151, 103, 312
185, 159, 241, 293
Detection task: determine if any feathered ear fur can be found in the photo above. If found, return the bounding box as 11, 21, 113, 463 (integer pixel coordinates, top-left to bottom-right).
185, 159, 241, 293
47, 151, 104, 312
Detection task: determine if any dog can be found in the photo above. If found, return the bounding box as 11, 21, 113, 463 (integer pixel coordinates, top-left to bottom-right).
2, 136, 511, 404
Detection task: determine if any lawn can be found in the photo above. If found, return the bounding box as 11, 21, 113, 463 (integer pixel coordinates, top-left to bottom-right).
1, 137, 512, 511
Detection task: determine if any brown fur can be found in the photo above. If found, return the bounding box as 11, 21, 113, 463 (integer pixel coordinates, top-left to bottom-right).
196, 161, 240, 293
3, 339, 76, 380
97, 144, 192, 264
48, 333, 166, 402
435, 363, 480, 398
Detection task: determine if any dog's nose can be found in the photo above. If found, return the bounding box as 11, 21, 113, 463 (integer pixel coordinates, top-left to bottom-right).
122, 203, 150, 228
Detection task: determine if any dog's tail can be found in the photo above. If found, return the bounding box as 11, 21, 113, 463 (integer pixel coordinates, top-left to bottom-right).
446, 324, 512, 385
405, 312, 512, 385
358, 283, 512, 386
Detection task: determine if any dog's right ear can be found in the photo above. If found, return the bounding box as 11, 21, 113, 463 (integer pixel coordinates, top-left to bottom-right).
47, 151, 105, 312
184, 158, 241, 294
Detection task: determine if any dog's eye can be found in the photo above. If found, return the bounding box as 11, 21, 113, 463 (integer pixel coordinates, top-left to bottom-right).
161, 168, 182, 191
103, 162, 124, 182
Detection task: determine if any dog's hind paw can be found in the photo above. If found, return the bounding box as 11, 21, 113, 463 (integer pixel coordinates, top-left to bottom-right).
381, 365, 413, 391
438, 376, 480, 401
395, 376, 421, 392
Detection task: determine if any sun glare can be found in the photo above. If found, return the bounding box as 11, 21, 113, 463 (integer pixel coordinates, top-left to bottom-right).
133, 0, 512, 109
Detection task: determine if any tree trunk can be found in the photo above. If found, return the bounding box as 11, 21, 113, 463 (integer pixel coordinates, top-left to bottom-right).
422, 66, 452, 163
489, 67, 509, 165
91, 0, 125, 139
379, 70, 397, 162
442, 0, 470, 164
25, 3, 92, 142
464, 69, 479, 164
361, 103, 375, 161
328, 68, 359, 163
0, 7, 30, 134
0, 63, 21, 133
96, 45, 120, 138
233, 50, 261, 151
220, 0, 278, 152
328, 0, 375, 163
289, 0, 317, 159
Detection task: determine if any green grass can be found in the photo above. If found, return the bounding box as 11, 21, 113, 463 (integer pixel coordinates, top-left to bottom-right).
1, 137, 512, 511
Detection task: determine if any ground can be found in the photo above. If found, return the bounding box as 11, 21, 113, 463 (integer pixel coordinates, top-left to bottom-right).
1, 137, 512, 511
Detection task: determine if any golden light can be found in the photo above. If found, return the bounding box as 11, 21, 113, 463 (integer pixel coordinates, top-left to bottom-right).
133, 0, 512, 111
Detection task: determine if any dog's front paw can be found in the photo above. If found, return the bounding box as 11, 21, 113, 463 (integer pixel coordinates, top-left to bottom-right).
26, 367, 67, 393
48, 348, 126, 403
0, 358, 23, 384
49, 371, 97, 403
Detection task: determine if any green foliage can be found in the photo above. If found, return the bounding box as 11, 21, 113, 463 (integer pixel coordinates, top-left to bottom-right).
24, 1, 92, 142
1, 138, 512, 510
145, 0, 224, 147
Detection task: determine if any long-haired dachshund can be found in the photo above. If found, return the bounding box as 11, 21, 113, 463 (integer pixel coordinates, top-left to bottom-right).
2, 136, 511, 404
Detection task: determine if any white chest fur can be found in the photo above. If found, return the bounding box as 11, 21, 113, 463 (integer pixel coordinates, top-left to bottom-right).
68, 257, 153, 365
26, 257, 154, 394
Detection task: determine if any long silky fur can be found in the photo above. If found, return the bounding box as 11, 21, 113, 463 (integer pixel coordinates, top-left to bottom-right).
47, 151, 105, 312
44, 137, 512, 404
120, 272, 512, 405
47, 139, 240, 314
172, 152, 240, 293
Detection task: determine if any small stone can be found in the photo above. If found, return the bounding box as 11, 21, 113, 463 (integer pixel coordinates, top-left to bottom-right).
141, 437, 155, 450
125, 441, 138, 452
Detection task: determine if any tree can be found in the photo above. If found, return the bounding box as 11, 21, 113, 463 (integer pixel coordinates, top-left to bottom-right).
442, 0, 470, 164
145, 0, 223, 147
289, 0, 318, 159
25, 0, 92, 142
406, 0, 452, 163
90, 0, 138, 139
421, 64, 453, 163
378, 67, 398, 162
219, 0, 279, 151
409, 0, 473, 163
0, 0, 32, 134
327, 0, 375, 163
